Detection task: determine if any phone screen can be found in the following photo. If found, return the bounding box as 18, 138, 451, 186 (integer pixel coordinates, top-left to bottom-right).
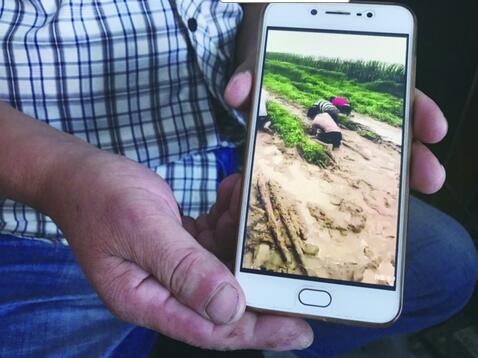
241, 27, 409, 290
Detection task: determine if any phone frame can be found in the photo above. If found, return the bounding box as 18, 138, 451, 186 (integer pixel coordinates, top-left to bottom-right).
234, 2, 417, 326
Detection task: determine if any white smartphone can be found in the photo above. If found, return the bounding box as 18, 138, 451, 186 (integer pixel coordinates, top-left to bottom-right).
234, 2, 416, 326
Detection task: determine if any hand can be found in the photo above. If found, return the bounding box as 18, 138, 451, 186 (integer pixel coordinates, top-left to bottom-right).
409, 89, 448, 194
184, 173, 315, 350
183, 174, 242, 264
225, 58, 448, 195
41, 151, 312, 351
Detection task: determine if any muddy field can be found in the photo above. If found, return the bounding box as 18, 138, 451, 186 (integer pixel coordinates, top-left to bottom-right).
242, 96, 402, 286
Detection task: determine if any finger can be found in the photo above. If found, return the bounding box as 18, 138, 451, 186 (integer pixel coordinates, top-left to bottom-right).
194, 218, 235, 260
229, 174, 243, 220
413, 89, 448, 144
196, 229, 220, 257
207, 204, 218, 229
152, 290, 313, 351
129, 214, 246, 325
213, 210, 238, 261
182, 216, 197, 238
196, 213, 211, 232
176, 311, 314, 352
224, 70, 254, 111
216, 174, 242, 216
410, 141, 446, 194
224, 52, 256, 111
207, 174, 242, 229
206, 175, 242, 260
100, 257, 313, 351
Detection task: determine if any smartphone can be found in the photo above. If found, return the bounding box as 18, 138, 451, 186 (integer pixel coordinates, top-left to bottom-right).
234, 2, 416, 326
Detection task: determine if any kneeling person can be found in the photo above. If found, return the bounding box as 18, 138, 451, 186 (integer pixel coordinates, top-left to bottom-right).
311, 112, 343, 149
330, 96, 353, 116
307, 99, 341, 123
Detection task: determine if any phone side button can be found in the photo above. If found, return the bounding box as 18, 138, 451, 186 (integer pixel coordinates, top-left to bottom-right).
298, 289, 332, 308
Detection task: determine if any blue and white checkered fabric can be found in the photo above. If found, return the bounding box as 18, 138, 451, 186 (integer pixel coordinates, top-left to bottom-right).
0, 0, 243, 240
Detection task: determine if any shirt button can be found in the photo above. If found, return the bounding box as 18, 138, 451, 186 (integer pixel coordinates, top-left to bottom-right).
188, 18, 198, 32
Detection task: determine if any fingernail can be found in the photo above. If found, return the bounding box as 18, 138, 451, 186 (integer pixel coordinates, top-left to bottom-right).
440, 112, 449, 133
282, 332, 314, 351
440, 164, 447, 181
205, 283, 239, 324
229, 72, 249, 92
236, 71, 251, 79
297, 333, 314, 350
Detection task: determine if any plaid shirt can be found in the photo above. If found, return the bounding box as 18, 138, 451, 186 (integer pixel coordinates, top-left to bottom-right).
0, 0, 243, 240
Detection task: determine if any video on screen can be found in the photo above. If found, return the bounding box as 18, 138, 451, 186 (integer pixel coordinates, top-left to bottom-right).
241, 29, 408, 287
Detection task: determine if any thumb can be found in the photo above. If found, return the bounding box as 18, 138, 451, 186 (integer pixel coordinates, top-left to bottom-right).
224, 55, 256, 111
141, 215, 246, 325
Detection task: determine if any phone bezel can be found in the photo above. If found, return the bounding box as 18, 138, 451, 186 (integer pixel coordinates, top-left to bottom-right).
234, 2, 416, 326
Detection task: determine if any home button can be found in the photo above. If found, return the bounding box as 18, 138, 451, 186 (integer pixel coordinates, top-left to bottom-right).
299, 289, 332, 308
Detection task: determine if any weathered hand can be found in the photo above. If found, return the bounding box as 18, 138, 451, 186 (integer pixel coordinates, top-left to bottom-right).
43, 152, 311, 351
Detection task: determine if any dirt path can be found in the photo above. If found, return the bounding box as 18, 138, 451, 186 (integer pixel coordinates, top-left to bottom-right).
243, 94, 402, 286
351, 112, 402, 146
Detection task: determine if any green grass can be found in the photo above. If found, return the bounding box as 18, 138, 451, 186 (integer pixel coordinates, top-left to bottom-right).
264, 59, 404, 127
357, 130, 382, 143
268, 52, 405, 85
337, 114, 359, 131
267, 102, 330, 167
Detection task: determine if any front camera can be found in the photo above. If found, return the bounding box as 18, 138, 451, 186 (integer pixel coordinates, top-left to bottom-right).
366, 12, 374, 18
311, 9, 318, 16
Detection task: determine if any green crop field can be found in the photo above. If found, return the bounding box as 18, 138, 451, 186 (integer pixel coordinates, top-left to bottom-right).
263, 53, 405, 127
266, 102, 331, 168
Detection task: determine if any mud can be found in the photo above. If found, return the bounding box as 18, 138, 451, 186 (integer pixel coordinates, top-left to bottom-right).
242, 95, 402, 286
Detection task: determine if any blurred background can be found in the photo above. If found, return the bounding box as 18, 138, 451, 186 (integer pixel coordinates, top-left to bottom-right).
150, 1, 478, 356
